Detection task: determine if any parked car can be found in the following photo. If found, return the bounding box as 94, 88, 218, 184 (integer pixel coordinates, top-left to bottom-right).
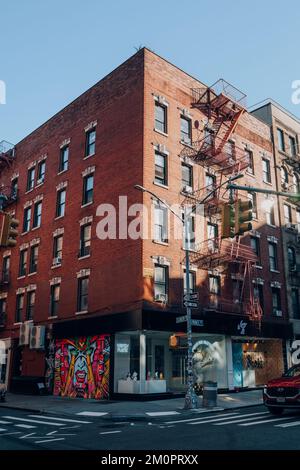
263, 364, 300, 414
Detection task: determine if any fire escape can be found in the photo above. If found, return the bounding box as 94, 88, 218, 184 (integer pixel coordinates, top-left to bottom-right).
0, 140, 16, 328
181, 79, 263, 324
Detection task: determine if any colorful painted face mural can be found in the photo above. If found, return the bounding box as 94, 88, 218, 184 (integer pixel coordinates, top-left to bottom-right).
54, 335, 110, 399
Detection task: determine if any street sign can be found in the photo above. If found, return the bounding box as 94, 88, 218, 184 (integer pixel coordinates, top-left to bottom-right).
183, 301, 199, 309
176, 315, 187, 324
183, 293, 199, 301
191, 319, 204, 327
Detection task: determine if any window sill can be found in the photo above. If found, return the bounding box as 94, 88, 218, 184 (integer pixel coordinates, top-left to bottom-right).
263, 180, 273, 186
17, 275, 26, 280
54, 215, 65, 221
28, 272, 37, 277
246, 171, 255, 178
153, 181, 169, 190
25, 188, 34, 195
51, 264, 62, 269
255, 265, 263, 269
48, 315, 58, 320
75, 310, 88, 315
81, 201, 93, 209
154, 128, 168, 138
58, 169, 68, 176
21, 231, 29, 236
78, 254, 91, 260
270, 269, 280, 274
13, 322, 22, 326
83, 153, 95, 160
31, 226, 41, 231
266, 223, 277, 228
152, 240, 169, 246
35, 182, 45, 189
180, 140, 193, 148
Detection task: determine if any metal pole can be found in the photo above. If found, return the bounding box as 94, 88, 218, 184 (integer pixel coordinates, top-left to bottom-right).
184, 205, 198, 409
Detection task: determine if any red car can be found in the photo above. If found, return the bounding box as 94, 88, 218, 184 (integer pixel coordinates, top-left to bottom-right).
263, 364, 300, 414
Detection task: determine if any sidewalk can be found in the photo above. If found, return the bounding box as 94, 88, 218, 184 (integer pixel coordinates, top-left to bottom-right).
0, 390, 263, 418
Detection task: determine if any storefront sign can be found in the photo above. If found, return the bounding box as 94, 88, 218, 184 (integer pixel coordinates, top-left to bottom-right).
291, 340, 300, 365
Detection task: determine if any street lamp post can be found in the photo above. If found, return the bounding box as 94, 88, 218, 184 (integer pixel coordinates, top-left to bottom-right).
134, 184, 198, 409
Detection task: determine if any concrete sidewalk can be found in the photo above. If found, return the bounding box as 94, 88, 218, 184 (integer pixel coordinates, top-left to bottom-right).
0, 389, 263, 418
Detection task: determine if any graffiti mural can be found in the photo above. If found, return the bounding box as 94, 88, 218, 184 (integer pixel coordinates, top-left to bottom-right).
54, 335, 110, 399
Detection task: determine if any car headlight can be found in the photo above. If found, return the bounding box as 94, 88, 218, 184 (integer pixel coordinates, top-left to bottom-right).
263, 386, 268, 394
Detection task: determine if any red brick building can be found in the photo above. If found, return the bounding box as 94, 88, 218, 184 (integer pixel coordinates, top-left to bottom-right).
0, 49, 292, 398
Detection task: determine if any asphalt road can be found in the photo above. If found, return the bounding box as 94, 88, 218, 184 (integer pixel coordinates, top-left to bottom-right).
0, 405, 300, 451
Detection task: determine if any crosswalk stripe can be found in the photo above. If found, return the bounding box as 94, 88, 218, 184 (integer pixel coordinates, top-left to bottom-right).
28, 415, 91, 424
239, 417, 296, 426
0, 428, 7, 432
76, 412, 108, 417
146, 412, 180, 417
165, 412, 239, 425
2, 416, 64, 426
100, 430, 121, 435
189, 414, 251, 425
15, 424, 37, 429
35, 438, 65, 444
191, 408, 224, 413
0, 420, 11, 425
275, 420, 300, 428
213, 412, 270, 425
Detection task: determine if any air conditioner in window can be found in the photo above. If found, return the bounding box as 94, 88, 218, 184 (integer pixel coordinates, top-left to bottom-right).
29, 325, 46, 350
154, 293, 167, 303
19, 322, 32, 346
182, 185, 193, 194
53, 257, 62, 266
274, 309, 283, 317
285, 223, 297, 231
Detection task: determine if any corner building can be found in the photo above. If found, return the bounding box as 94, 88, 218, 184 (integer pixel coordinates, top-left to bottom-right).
0, 49, 292, 398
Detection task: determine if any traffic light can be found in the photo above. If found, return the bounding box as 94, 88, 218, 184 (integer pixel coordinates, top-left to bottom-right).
221, 202, 235, 238
234, 199, 253, 235
0, 212, 20, 247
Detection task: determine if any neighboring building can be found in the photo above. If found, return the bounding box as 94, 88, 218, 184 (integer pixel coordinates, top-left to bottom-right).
0, 49, 292, 398
252, 101, 300, 342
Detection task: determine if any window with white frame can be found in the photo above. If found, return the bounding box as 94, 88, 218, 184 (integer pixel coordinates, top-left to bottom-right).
154, 205, 168, 243
154, 265, 168, 301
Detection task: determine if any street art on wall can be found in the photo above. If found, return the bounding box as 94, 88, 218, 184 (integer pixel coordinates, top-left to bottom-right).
54, 335, 110, 399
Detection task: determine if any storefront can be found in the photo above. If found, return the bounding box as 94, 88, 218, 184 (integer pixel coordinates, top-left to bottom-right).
0, 338, 11, 388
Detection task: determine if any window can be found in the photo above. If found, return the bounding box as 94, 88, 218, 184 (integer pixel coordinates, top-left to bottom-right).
26, 168, 35, 191
277, 128, 285, 152
154, 265, 168, 300
288, 247, 296, 271
56, 189, 66, 217
154, 205, 168, 243
293, 173, 300, 194
77, 277, 89, 312
53, 235, 63, 260
26, 291, 35, 320
205, 173, 217, 200
266, 201, 275, 225
284, 204, 292, 224
268, 242, 278, 271
181, 163, 193, 189
37, 160, 46, 183
11, 178, 18, 199
250, 236, 261, 265
155, 102, 167, 134
246, 149, 254, 174
292, 289, 300, 319
289, 135, 297, 156
82, 174, 94, 205
281, 167, 289, 186
15, 294, 24, 323
248, 192, 257, 219
0, 299, 6, 319
50, 284, 60, 317
262, 158, 271, 183
253, 284, 264, 313
29, 245, 38, 273
180, 116, 192, 145
32, 201, 42, 228
271, 287, 281, 315
59, 145, 69, 172
19, 250, 27, 277
232, 279, 243, 304
184, 270, 196, 294
209, 275, 221, 295
154, 151, 167, 186
85, 128, 96, 157
23, 207, 31, 232
207, 222, 218, 253
2, 256, 10, 281
79, 224, 91, 257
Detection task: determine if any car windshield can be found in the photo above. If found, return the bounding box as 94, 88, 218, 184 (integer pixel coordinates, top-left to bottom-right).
283, 365, 300, 378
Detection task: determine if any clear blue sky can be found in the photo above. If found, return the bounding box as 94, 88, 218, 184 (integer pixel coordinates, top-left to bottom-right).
1, 0, 300, 144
